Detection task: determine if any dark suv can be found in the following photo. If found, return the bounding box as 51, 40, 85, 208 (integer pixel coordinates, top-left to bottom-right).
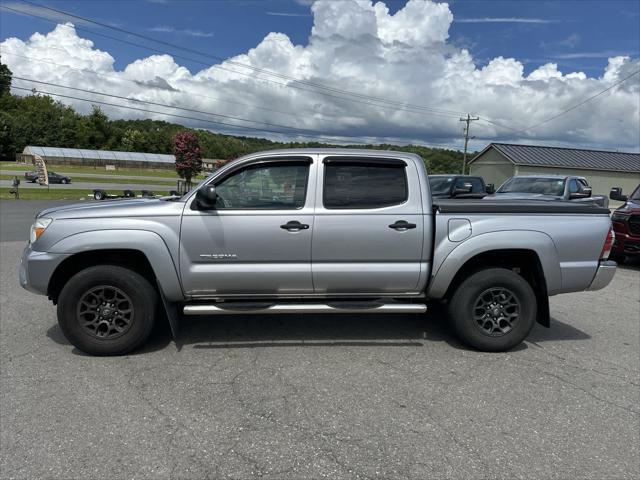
610, 185, 640, 261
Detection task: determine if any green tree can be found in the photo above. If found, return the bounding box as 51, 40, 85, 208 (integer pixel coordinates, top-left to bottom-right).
0, 58, 11, 96
78, 106, 112, 149
121, 129, 149, 151
173, 131, 203, 187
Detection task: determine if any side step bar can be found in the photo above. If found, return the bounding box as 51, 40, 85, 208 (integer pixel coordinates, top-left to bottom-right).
183, 303, 427, 316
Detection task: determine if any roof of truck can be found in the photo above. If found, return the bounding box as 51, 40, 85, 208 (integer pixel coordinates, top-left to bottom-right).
237, 148, 423, 160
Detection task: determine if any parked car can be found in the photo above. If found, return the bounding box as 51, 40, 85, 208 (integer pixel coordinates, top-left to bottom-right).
24, 171, 72, 184
609, 185, 640, 262
428, 174, 493, 198
20, 149, 615, 355
490, 175, 608, 207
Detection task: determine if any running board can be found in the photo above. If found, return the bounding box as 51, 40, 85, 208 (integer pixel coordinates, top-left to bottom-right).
183, 303, 427, 316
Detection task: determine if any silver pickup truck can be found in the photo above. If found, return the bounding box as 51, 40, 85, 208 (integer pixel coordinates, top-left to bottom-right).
20, 149, 616, 355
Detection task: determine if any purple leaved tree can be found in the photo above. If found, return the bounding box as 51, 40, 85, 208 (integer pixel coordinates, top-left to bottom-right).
172, 131, 203, 189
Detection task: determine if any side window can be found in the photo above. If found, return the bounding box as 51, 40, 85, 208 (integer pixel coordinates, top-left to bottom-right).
323, 160, 407, 209
569, 179, 580, 194
214, 161, 309, 209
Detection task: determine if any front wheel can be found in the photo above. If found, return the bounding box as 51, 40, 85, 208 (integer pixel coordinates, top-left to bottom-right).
61, 178, 68, 184
448, 268, 536, 352
57, 265, 158, 355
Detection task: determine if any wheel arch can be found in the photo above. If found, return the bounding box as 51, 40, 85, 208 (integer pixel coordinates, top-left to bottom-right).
47, 230, 184, 303
429, 231, 558, 327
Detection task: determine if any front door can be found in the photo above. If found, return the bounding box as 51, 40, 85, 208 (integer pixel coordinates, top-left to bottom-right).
311, 156, 424, 294
180, 156, 316, 296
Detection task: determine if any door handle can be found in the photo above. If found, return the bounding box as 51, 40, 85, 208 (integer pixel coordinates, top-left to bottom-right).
389, 220, 417, 230
280, 221, 309, 231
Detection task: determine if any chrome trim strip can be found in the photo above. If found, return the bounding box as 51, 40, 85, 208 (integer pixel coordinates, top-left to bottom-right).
187, 292, 426, 299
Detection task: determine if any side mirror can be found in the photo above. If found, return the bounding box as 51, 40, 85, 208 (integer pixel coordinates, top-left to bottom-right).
453, 182, 473, 196
609, 187, 628, 202
569, 185, 592, 199
485, 183, 495, 194
195, 185, 217, 209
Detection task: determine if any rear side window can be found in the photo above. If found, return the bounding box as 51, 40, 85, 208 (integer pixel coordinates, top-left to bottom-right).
323, 160, 407, 209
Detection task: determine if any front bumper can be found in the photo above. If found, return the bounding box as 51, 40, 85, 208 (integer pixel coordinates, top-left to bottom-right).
19, 244, 70, 296
587, 260, 617, 291
612, 231, 640, 257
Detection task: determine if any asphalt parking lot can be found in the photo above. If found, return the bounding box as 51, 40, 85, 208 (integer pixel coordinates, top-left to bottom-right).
1, 200, 639, 479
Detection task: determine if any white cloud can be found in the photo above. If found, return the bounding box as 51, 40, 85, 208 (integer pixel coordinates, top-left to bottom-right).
454, 17, 557, 24
148, 26, 214, 37
552, 51, 633, 59
1, 0, 639, 151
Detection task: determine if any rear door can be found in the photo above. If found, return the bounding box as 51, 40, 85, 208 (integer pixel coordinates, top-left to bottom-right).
311, 155, 424, 294
180, 156, 316, 296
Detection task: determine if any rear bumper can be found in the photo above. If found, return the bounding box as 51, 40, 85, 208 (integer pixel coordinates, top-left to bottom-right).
587, 260, 617, 291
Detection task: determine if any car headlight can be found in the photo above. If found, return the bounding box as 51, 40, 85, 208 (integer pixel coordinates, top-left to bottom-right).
30, 217, 53, 243
611, 212, 630, 222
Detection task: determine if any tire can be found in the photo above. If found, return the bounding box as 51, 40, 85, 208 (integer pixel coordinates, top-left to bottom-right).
57, 265, 158, 355
94, 190, 105, 200
448, 268, 536, 352
61, 178, 68, 184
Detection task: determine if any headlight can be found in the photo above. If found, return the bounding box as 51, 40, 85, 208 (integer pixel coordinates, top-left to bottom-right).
611, 212, 630, 222
29, 217, 53, 243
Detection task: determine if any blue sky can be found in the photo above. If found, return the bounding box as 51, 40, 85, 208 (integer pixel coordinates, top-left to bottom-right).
1, 0, 639, 150
2, 0, 638, 76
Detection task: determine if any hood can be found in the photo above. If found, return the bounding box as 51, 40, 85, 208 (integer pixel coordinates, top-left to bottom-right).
37, 198, 184, 220
615, 198, 640, 214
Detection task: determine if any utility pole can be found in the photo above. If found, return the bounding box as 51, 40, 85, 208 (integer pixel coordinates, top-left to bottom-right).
460, 114, 479, 174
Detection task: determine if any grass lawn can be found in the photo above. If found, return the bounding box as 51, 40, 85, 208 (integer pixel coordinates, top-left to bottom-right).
0, 187, 172, 200
0, 173, 181, 186
0, 162, 207, 180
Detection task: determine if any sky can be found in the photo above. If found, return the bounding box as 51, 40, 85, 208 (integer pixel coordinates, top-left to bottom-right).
1, 0, 639, 152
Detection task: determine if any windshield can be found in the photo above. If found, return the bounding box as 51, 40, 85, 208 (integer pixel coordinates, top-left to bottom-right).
631, 185, 640, 201
429, 176, 454, 195
497, 177, 565, 196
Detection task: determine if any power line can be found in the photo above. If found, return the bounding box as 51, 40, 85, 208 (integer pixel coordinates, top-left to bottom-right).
11, 84, 465, 151
19, 0, 467, 116
12, 75, 336, 137
3, 50, 308, 122
9, 1, 467, 119
523, 69, 640, 132
10, 84, 369, 144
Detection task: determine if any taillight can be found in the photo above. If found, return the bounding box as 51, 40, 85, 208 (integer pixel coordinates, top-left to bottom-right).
600, 227, 615, 260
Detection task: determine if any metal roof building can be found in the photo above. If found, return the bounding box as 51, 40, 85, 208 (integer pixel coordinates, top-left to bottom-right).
20, 146, 176, 169
469, 143, 640, 202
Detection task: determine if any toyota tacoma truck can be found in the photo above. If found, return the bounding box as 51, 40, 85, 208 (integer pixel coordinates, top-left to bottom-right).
19, 149, 616, 355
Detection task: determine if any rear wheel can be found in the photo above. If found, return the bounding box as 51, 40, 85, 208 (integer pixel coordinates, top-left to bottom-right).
57, 265, 157, 355
93, 190, 106, 200
448, 268, 536, 351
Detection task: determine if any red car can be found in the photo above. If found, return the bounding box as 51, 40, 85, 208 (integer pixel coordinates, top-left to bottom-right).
610, 184, 640, 262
